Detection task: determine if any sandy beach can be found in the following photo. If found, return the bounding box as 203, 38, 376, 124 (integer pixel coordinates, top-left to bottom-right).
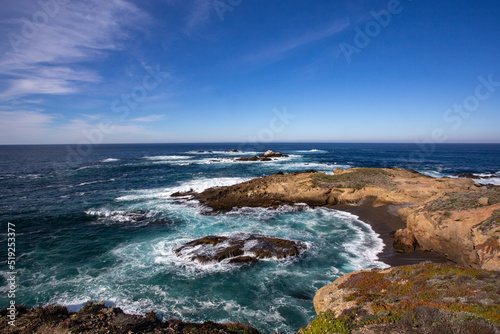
332, 199, 450, 267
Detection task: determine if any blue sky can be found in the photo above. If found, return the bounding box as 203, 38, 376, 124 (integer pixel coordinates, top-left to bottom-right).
0, 0, 499, 144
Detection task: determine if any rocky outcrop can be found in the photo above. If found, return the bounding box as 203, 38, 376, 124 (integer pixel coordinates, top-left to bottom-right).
188, 168, 500, 270
304, 263, 500, 334
235, 150, 289, 162
174, 234, 306, 264
194, 170, 329, 210
396, 187, 500, 271
455, 173, 495, 180
0, 302, 261, 334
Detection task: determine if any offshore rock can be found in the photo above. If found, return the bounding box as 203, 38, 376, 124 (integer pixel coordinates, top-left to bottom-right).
174, 234, 307, 264
235, 150, 289, 162
261, 150, 288, 158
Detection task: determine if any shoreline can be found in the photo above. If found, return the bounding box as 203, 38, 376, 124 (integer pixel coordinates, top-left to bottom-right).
330, 199, 451, 267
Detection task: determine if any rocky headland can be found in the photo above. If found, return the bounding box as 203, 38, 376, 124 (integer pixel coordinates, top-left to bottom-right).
193, 168, 500, 271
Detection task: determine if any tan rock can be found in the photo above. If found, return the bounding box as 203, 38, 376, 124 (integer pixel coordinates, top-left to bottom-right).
313, 271, 364, 316
392, 229, 418, 253
479, 197, 489, 206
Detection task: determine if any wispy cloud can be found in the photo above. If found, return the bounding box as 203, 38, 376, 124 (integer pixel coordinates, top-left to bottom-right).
0, 0, 150, 100
244, 19, 351, 64
185, 0, 213, 33
132, 114, 166, 122
0, 109, 170, 144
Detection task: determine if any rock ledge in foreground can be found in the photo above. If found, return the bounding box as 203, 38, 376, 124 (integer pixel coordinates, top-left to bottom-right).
301, 263, 500, 334
0, 302, 261, 334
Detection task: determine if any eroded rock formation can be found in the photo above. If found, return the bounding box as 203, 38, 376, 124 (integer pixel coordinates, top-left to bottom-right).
174, 233, 307, 264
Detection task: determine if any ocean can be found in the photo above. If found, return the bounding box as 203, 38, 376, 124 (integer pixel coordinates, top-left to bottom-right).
1, 143, 499, 333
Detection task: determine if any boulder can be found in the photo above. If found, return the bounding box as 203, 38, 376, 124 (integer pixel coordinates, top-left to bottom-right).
259, 150, 289, 158
392, 229, 418, 253
479, 197, 489, 206
174, 234, 307, 264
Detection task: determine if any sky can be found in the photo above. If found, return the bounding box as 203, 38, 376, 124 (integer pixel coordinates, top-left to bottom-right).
0, 0, 499, 145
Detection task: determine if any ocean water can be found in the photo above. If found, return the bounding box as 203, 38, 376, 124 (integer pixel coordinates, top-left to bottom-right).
0, 143, 499, 333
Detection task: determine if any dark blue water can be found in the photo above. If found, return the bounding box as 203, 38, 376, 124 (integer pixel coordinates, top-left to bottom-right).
0, 143, 499, 333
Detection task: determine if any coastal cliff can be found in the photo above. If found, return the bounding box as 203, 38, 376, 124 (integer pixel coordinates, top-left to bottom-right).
194, 168, 500, 271
303, 263, 499, 333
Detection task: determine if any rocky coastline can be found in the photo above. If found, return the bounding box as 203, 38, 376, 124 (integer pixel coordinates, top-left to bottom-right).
193, 168, 500, 271
4, 168, 499, 333
0, 302, 262, 334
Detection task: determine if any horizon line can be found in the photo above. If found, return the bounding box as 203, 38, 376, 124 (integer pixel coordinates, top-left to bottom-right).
1, 141, 500, 146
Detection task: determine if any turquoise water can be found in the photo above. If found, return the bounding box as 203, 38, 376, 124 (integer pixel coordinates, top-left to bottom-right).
1, 143, 499, 333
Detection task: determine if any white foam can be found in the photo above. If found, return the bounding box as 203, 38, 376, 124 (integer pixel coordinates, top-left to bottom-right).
116, 177, 249, 202
275, 162, 350, 172
341, 218, 388, 271
17, 174, 41, 179
77, 179, 114, 187
419, 170, 446, 178
295, 149, 328, 153
101, 158, 119, 163
143, 155, 193, 161
476, 177, 500, 186
187, 150, 260, 155
85, 207, 160, 224
195, 157, 236, 165
152, 239, 236, 276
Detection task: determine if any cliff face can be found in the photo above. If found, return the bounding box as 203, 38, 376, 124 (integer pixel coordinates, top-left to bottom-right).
193, 168, 500, 271
304, 263, 500, 334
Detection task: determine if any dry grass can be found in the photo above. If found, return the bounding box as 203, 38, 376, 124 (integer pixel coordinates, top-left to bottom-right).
312, 168, 396, 190
425, 187, 500, 212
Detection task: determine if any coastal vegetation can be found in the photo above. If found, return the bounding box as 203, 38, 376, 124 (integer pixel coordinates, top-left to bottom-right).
305, 263, 500, 334
312, 168, 396, 190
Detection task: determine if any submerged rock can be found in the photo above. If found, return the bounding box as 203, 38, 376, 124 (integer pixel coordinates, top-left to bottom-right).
174, 234, 307, 264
